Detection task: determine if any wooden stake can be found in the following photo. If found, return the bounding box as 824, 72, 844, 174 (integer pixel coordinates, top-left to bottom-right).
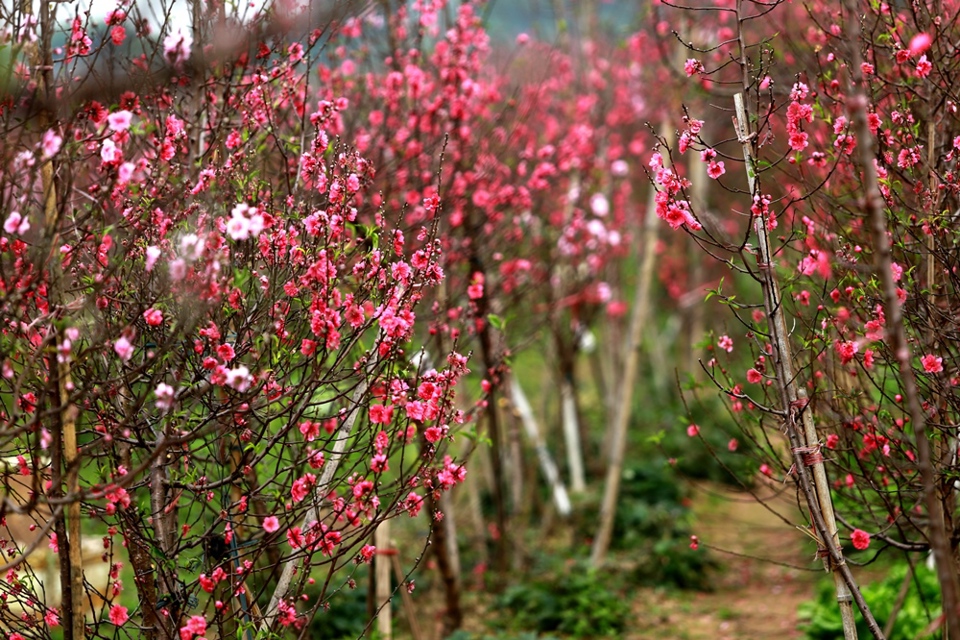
734, 92, 877, 638
375, 521, 392, 640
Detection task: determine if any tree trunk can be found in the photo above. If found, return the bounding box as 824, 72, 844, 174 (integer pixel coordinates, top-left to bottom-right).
510, 377, 572, 517
841, 2, 960, 632
427, 490, 462, 637
560, 373, 586, 494
590, 122, 672, 566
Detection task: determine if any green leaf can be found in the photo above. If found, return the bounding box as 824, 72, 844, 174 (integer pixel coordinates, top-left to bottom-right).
646, 429, 666, 446
487, 313, 505, 331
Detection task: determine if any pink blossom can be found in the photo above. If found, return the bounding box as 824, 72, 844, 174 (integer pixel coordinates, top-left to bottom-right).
908, 32, 932, 55
155, 383, 175, 412
921, 354, 944, 373
851, 528, 871, 550
41, 129, 62, 158
287, 527, 304, 549
143, 308, 163, 326
686, 424, 700, 437
299, 421, 320, 441
105, 9, 126, 25
589, 193, 610, 217
107, 110, 133, 132
684, 58, 704, 76
403, 491, 424, 517
746, 368, 763, 384
224, 365, 252, 392
707, 160, 725, 179
789, 131, 808, 151
109, 605, 129, 625
369, 404, 393, 424
217, 343, 236, 362
717, 335, 733, 353
164, 27, 193, 68
263, 516, 280, 533
145, 245, 161, 271
916, 55, 932, 78
424, 425, 445, 442
118, 162, 135, 184
890, 262, 903, 282
199, 573, 216, 593
4, 212, 30, 236
291, 473, 316, 503
110, 25, 126, 45
467, 272, 484, 300
835, 340, 858, 365
101, 138, 122, 164
759, 464, 773, 477
179, 615, 207, 640
287, 42, 304, 64
45, 608, 60, 627
727, 439, 738, 452
826, 433, 839, 449
114, 335, 134, 362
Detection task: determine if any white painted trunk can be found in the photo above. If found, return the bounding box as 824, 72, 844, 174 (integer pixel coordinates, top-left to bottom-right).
509, 377, 572, 516
560, 379, 586, 494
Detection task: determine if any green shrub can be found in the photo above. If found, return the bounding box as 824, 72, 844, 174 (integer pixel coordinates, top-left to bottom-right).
798, 561, 942, 639
632, 537, 720, 591
574, 461, 719, 590
307, 570, 373, 640
493, 566, 631, 638
612, 463, 690, 547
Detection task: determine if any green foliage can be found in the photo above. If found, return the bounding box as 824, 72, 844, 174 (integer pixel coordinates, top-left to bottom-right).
576, 461, 719, 590
307, 575, 373, 640
492, 565, 631, 638
611, 463, 690, 546
632, 537, 720, 591
798, 562, 942, 639
664, 401, 759, 486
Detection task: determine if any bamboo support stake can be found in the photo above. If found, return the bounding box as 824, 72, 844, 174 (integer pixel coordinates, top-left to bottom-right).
376, 521, 392, 640
798, 389, 858, 639
734, 92, 880, 638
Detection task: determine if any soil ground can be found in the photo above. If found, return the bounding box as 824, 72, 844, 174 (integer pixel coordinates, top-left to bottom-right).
627, 480, 822, 640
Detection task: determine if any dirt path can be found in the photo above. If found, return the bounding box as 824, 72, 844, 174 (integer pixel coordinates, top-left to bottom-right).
629, 481, 823, 640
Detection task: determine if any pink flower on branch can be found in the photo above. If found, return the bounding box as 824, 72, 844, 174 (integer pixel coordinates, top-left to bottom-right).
921, 354, 944, 374
909, 32, 932, 55
851, 529, 871, 551
107, 110, 133, 132
684, 58, 704, 76
108, 605, 129, 625
179, 615, 207, 640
